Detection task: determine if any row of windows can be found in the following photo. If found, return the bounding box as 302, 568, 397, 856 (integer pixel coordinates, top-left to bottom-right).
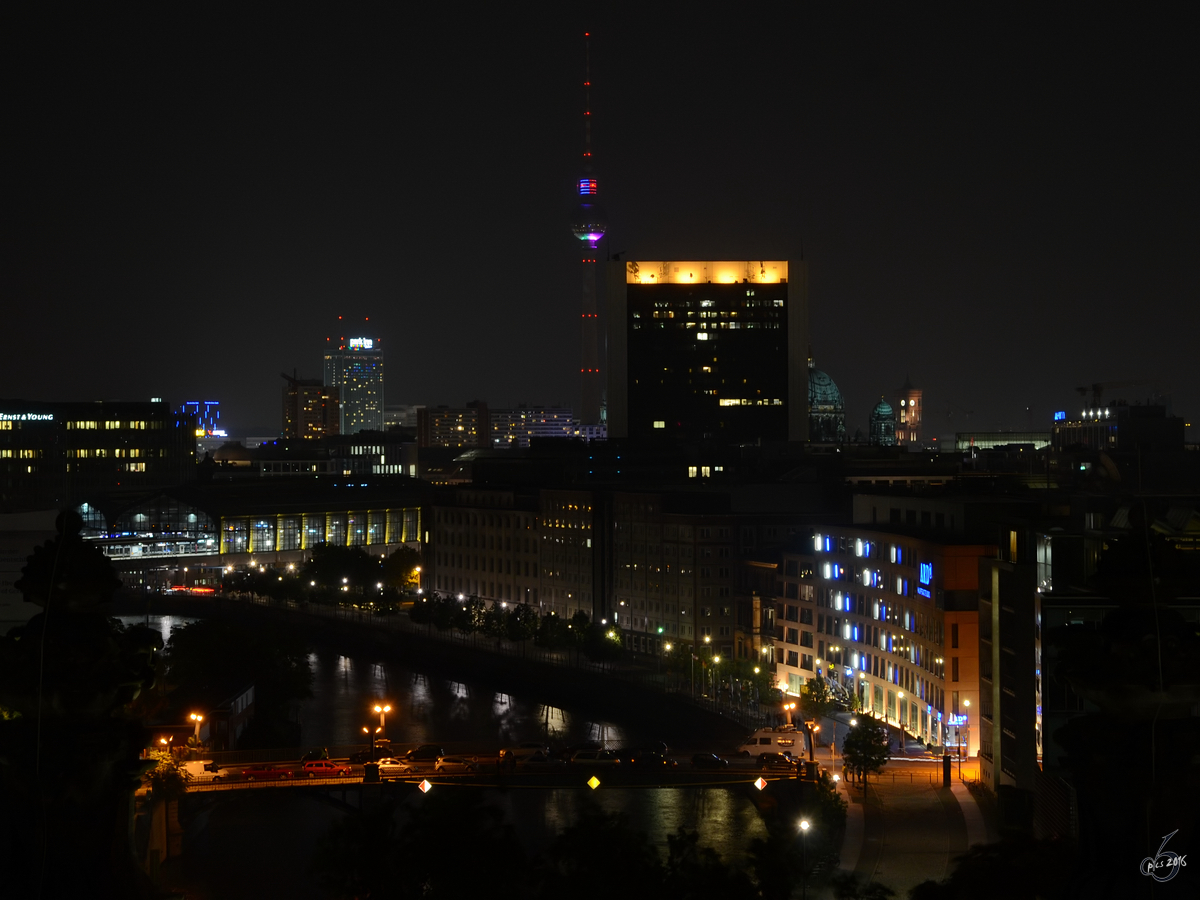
66, 420, 161, 430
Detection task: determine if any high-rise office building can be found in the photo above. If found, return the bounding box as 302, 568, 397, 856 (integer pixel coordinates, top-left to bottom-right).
323, 336, 384, 434
606, 260, 808, 442
281, 372, 339, 440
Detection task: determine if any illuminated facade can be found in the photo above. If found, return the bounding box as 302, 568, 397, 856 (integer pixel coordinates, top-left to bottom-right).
74, 479, 426, 592
281, 373, 339, 440
606, 260, 809, 442
323, 336, 384, 434
785, 526, 991, 751
0, 400, 196, 513
894, 377, 922, 445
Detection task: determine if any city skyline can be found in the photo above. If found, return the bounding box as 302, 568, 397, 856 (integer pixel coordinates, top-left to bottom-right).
6, 10, 1197, 439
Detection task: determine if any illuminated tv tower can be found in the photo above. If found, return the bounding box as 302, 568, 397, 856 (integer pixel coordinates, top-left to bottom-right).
569, 31, 605, 428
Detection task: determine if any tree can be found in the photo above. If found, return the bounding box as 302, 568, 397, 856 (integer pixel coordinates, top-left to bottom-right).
829, 872, 895, 899
801, 673, 834, 719
381, 545, 421, 591
505, 603, 539, 644
143, 748, 190, 801
841, 715, 889, 788
0, 510, 161, 897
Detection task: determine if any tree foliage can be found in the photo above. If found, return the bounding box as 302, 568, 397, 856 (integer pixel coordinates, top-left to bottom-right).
143, 749, 190, 801
801, 673, 834, 719
0, 510, 160, 896
841, 715, 889, 784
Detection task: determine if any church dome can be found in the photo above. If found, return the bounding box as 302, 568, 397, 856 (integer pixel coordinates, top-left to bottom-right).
872, 398, 894, 418
808, 369, 844, 411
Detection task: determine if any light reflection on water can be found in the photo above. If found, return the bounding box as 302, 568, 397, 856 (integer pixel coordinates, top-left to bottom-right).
132, 615, 768, 884
116, 614, 197, 647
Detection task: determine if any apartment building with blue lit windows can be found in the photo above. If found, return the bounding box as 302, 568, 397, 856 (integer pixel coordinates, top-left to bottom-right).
777, 526, 994, 750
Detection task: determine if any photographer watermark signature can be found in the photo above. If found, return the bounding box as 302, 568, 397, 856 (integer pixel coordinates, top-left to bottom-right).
1140, 829, 1187, 882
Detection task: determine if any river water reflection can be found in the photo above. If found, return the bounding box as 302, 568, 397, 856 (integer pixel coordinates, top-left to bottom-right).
128, 615, 769, 899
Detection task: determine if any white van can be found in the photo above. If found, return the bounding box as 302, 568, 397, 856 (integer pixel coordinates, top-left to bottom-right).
735, 725, 811, 758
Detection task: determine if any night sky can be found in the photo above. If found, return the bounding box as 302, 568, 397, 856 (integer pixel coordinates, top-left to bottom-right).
7, 9, 1197, 440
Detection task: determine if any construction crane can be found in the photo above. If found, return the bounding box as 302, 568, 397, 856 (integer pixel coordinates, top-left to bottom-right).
1074, 378, 1169, 408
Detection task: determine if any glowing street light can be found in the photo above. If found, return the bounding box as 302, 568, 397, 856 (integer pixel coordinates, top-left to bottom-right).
373, 703, 391, 731
189, 713, 203, 740
798, 818, 812, 900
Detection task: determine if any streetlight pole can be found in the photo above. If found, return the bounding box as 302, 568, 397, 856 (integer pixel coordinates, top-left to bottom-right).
798, 818, 811, 900
189, 713, 203, 742
960, 698, 971, 780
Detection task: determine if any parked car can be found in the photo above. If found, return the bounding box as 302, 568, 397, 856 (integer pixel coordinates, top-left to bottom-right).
513, 751, 566, 770
567, 749, 621, 766
303, 760, 352, 777
691, 753, 730, 769
376, 757, 418, 778
556, 740, 604, 760
435, 756, 477, 774
349, 740, 395, 764
402, 744, 444, 769
627, 751, 677, 770
240, 763, 294, 781
758, 752, 799, 771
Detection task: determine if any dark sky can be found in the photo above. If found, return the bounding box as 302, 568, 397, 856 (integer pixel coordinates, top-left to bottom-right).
6, 9, 1197, 439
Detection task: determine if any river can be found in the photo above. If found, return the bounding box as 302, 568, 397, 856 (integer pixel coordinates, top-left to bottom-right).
124, 614, 773, 899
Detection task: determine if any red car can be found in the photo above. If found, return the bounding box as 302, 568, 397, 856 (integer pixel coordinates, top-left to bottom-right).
240, 763, 294, 781
303, 760, 352, 777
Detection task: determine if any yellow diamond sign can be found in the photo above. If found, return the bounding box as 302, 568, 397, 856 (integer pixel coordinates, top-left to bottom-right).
419, 779, 433, 793
587, 776, 601, 790
754, 777, 768, 791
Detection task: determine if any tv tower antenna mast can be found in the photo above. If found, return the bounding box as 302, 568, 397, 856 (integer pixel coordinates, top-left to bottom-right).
570, 31, 606, 428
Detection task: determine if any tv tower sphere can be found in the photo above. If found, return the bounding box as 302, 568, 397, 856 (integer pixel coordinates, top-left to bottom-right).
571, 190, 607, 248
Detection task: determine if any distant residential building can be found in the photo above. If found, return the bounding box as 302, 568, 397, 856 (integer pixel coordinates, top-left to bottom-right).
606, 259, 809, 442
384, 404, 425, 430
323, 336, 384, 434
417, 403, 490, 449
281, 372, 340, 440
490, 407, 580, 448
894, 377, 923, 445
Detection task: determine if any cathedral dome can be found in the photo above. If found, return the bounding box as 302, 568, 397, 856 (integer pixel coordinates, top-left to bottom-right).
809, 368, 844, 411
808, 366, 846, 442
872, 398, 894, 418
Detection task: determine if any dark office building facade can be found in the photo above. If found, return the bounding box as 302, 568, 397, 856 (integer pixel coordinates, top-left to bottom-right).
0, 399, 196, 512
606, 260, 808, 442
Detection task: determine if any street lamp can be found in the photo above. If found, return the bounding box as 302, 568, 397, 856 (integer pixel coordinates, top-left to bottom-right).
960, 699, 971, 779
798, 818, 812, 900
189, 712, 204, 741
373, 703, 391, 732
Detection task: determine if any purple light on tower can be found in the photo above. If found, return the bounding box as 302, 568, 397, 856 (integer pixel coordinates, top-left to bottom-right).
571, 32, 605, 425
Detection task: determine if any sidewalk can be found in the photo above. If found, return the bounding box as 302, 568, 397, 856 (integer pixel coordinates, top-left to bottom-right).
825, 767, 990, 897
